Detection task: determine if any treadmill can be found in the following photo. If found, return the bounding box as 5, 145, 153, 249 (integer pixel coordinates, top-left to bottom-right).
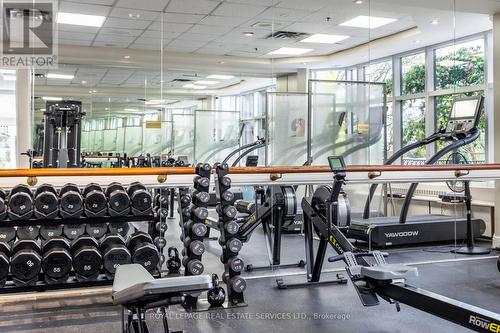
348, 96, 486, 246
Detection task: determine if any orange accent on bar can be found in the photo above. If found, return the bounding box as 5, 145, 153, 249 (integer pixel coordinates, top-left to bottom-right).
0, 164, 498, 178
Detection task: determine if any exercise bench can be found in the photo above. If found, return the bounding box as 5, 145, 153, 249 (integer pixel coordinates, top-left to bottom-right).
112, 264, 212, 333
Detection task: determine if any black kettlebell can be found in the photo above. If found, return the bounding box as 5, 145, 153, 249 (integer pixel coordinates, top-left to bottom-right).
207, 274, 225, 307
167, 247, 181, 273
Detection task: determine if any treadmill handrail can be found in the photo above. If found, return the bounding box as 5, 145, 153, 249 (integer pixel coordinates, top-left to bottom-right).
398, 128, 480, 223
232, 143, 265, 167
362, 138, 438, 219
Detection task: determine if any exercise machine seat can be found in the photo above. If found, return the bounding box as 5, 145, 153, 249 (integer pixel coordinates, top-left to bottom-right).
360, 264, 418, 281
112, 264, 212, 306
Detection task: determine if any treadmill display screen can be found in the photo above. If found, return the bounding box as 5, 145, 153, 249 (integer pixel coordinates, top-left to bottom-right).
450, 99, 479, 119
328, 156, 346, 172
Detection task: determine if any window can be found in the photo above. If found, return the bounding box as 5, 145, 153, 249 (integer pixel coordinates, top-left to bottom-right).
0, 69, 16, 168
365, 60, 393, 95
435, 39, 485, 90
435, 92, 485, 163
401, 52, 425, 95
386, 103, 394, 157
126, 117, 141, 127
402, 98, 426, 160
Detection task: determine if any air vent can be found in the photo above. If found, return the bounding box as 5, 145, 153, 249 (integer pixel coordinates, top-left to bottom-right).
172, 78, 192, 82
266, 31, 309, 40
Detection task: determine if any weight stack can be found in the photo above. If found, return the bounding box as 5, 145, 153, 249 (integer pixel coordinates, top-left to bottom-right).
214, 163, 246, 306
182, 163, 211, 309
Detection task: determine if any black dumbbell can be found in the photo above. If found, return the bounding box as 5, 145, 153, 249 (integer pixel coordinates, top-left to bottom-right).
85, 223, 108, 238
226, 238, 243, 254
184, 221, 207, 237
194, 176, 210, 189
11, 240, 42, 285
17, 225, 40, 240
0, 227, 16, 243
60, 183, 83, 218
34, 184, 59, 219
155, 221, 168, 234
100, 234, 131, 277
83, 183, 107, 217
128, 182, 152, 215
221, 205, 237, 219
183, 237, 206, 256
154, 236, 167, 249
156, 206, 168, 219
221, 190, 234, 203
0, 189, 6, 221
166, 247, 181, 273
106, 183, 130, 217
227, 275, 247, 293
154, 191, 169, 208
227, 257, 244, 273
192, 191, 210, 206
183, 258, 204, 275
108, 222, 130, 237
127, 232, 160, 272
39, 224, 63, 240
179, 194, 191, 207
225, 221, 240, 235
42, 237, 72, 283
8, 184, 34, 220
63, 224, 86, 240
191, 207, 208, 220
71, 236, 102, 281
0, 242, 11, 285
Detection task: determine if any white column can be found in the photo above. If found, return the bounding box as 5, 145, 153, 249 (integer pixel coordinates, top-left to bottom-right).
492, 14, 500, 248
15, 69, 32, 168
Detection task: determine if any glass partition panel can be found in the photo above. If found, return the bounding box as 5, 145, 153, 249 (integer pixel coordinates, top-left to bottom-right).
309, 80, 386, 166
123, 126, 143, 156
116, 127, 125, 155
194, 110, 240, 164
142, 121, 174, 156
173, 113, 195, 165
266, 92, 308, 166
102, 129, 117, 152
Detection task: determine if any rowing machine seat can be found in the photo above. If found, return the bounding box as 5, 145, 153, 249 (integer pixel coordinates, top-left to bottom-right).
360, 264, 418, 281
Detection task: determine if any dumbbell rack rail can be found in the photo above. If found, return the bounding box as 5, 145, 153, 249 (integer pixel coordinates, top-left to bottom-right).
0, 214, 157, 294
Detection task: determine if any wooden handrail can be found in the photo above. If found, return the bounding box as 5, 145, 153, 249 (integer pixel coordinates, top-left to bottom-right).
0, 164, 500, 178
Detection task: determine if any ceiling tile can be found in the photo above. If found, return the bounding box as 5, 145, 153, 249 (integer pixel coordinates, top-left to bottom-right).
57, 24, 101, 33
104, 17, 152, 30
198, 15, 251, 27
94, 33, 136, 43
109, 7, 161, 21
176, 33, 218, 42
167, 39, 208, 48
59, 31, 95, 41
148, 21, 194, 32
164, 45, 200, 53
188, 24, 232, 35
212, 3, 267, 17
67, 0, 115, 5
141, 30, 181, 39
257, 7, 313, 22
276, 0, 329, 11
130, 42, 163, 50
162, 13, 205, 24
115, 0, 169, 11
226, 0, 276, 5
100, 27, 144, 37
166, 0, 221, 15
194, 48, 228, 55
59, 1, 111, 15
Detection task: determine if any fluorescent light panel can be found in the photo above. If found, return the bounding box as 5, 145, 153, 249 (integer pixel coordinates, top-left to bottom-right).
42, 96, 63, 101
183, 84, 207, 90
268, 47, 313, 55
301, 34, 349, 44
47, 73, 74, 80
2, 75, 16, 81
340, 15, 397, 29
124, 108, 139, 111
207, 75, 234, 80
57, 12, 106, 27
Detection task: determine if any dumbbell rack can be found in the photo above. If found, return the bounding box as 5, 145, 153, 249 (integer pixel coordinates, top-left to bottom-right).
0, 213, 157, 294
214, 163, 247, 307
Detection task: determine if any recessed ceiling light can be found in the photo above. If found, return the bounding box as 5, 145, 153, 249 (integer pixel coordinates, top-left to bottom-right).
57, 12, 106, 27
300, 34, 349, 44
42, 96, 63, 101
354, 0, 363, 4
207, 75, 234, 80
128, 13, 141, 19
194, 80, 218, 85
268, 47, 313, 55
430, 19, 439, 25
125, 108, 139, 112
340, 15, 397, 29
243, 32, 255, 37
414, 40, 421, 44
219, 61, 225, 64
123, 55, 131, 59
47, 73, 74, 80
92, 90, 97, 93
81, 80, 87, 84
